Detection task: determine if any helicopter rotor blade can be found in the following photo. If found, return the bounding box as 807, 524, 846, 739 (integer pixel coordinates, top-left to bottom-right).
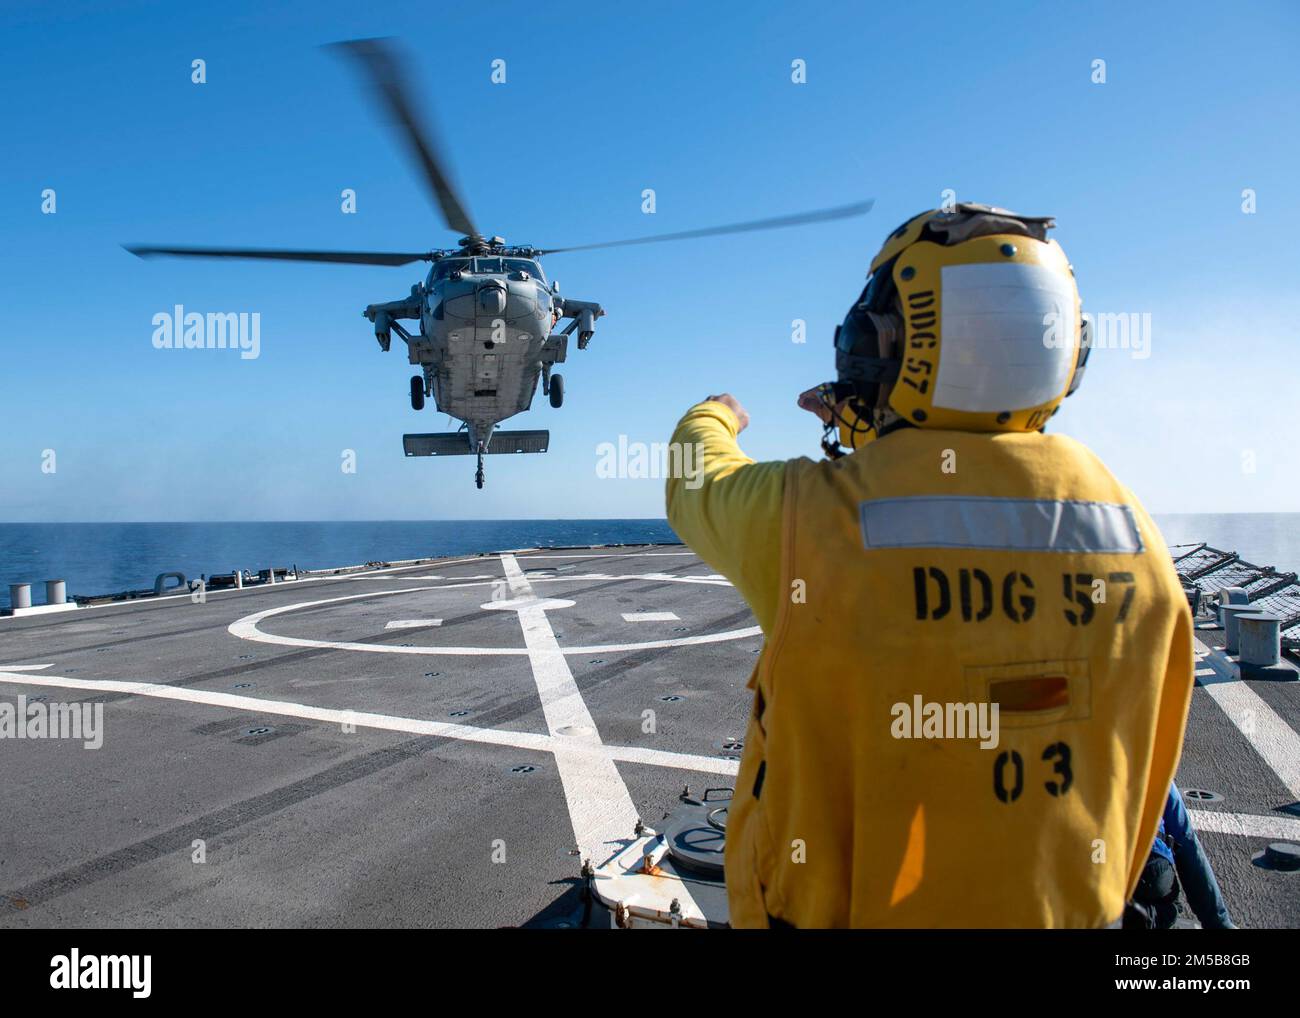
328, 38, 479, 239
124, 245, 433, 266
537, 199, 874, 255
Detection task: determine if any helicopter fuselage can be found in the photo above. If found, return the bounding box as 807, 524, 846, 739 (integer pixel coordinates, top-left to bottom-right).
365, 251, 603, 456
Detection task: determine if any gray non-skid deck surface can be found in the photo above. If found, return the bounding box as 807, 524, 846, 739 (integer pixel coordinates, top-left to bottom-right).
0, 546, 1295, 928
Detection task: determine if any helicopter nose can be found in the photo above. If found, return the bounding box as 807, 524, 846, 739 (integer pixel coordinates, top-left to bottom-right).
477, 284, 507, 316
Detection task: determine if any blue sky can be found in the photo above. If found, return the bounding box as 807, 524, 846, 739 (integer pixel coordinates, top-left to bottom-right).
1, 0, 1296, 520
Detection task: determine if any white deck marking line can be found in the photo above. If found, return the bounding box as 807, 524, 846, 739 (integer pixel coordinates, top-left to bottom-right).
490, 556, 708, 920
488, 554, 669, 883
519, 552, 697, 558
0, 669, 739, 777
1194, 643, 1300, 800
621, 612, 680, 622
384, 619, 443, 630
228, 576, 758, 656
613, 744, 737, 776
1188, 809, 1300, 841
366, 574, 501, 581
633, 572, 730, 585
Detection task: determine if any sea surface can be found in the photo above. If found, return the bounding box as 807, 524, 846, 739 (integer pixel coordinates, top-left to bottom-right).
0, 520, 677, 606
0, 514, 1295, 608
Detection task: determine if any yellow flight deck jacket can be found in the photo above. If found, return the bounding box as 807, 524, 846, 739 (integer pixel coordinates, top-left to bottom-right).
665, 400, 1195, 928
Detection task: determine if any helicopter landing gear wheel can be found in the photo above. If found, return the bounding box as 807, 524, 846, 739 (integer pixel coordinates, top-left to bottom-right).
475, 446, 485, 489
549, 373, 564, 409
410, 375, 425, 411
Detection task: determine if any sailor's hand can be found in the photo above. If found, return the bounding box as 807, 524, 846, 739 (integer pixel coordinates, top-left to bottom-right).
706, 393, 749, 433
797, 384, 834, 424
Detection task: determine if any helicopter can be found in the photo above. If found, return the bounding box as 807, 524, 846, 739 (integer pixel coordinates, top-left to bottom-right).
126, 39, 873, 488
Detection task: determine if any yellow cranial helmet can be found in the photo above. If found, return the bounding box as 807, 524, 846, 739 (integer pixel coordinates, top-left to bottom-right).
834, 203, 1091, 434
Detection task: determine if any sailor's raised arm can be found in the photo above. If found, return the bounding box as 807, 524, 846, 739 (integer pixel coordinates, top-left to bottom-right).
664, 395, 786, 634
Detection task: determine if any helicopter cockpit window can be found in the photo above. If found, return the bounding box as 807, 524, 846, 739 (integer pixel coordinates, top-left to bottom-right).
432, 257, 545, 280
431, 258, 471, 281
503, 258, 545, 282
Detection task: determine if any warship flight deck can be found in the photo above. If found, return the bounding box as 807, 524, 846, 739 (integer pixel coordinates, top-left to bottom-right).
1, 545, 1297, 928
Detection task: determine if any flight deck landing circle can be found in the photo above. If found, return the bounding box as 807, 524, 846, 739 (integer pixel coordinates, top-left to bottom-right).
228, 574, 762, 656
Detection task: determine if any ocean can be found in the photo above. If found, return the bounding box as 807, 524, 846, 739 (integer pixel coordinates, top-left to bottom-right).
0, 514, 1296, 608
0, 520, 676, 607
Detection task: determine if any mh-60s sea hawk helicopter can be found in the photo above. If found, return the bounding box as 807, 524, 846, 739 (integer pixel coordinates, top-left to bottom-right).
127, 39, 872, 488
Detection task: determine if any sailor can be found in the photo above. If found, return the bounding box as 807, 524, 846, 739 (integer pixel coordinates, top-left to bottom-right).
1123, 782, 1236, 929
665, 204, 1195, 928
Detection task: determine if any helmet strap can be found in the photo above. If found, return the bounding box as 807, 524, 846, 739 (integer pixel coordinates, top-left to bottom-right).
818, 390, 876, 459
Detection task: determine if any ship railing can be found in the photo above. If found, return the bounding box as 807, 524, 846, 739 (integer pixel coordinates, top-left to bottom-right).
1169, 542, 1207, 563
1197, 560, 1270, 592
1244, 572, 1299, 598
1178, 547, 1240, 581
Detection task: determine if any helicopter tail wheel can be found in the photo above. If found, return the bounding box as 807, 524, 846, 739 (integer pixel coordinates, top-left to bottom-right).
475, 446, 485, 489
549, 373, 564, 409
410, 375, 425, 411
